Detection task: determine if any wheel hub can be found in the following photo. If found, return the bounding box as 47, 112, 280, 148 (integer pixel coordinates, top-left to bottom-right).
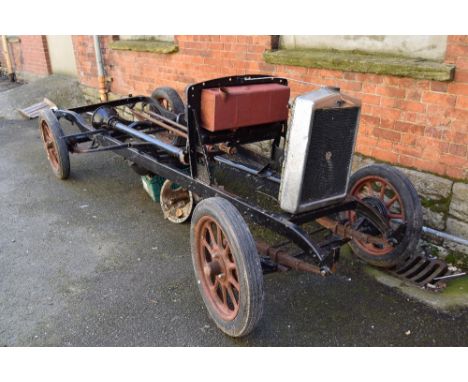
204, 254, 226, 280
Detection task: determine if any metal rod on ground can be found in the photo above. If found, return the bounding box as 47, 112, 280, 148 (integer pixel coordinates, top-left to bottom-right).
422, 226, 468, 246
93, 35, 107, 102
1, 35, 15, 81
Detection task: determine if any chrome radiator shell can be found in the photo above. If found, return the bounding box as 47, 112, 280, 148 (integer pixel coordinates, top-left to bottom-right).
279, 87, 361, 214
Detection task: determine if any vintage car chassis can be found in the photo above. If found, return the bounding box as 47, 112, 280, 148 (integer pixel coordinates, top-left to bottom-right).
47, 75, 400, 277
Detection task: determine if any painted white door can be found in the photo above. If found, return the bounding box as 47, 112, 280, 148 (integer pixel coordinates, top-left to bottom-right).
46, 35, 78, 76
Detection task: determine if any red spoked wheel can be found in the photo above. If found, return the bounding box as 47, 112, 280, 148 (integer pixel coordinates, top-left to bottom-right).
38, 109, 70, 180
40, 121, 60, 171
348, 164, 422, 267
191, 197, 263, 337
195, 215, 240, 320
349, 175, 404, 256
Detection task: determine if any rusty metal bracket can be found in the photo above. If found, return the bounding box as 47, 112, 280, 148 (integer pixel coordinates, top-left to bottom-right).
256, 241, 330, 276
316, 216, 390, 246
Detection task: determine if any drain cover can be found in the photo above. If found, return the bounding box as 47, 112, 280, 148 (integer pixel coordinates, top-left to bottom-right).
388, 254, 465, 289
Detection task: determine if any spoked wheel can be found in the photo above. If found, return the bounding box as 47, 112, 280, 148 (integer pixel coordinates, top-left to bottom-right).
191, 197, 264, 337
348, 164, 422, 268
150, 87, 186, 147
38, 109, 70, 180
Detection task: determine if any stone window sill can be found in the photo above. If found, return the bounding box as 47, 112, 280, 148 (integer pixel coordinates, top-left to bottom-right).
264, 49, 455, 82
109, 40, 178, 54
7, 36, 20, 43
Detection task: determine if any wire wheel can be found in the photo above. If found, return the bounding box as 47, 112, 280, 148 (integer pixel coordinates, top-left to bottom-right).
195, 215, 240, 320
347, 164, 422, 268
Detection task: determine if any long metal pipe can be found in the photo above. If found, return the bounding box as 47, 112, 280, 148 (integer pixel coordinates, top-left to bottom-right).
93, 35, 107, 102
111, 119, 187, 163
130, 109, 188, 138
422, 226, 468, 246
1, 35, 15, 81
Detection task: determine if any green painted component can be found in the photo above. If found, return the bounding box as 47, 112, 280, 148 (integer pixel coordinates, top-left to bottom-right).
141, 175, 166, 202
264, 49, 455, 81
109, 40, 178, 54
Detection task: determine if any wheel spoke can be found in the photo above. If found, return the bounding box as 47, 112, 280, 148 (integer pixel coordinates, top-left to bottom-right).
379, 182, 386, 199
206, 224, 217, 246
220, 285, 227, 305
388, 213, 404, 219
210, 278, 219, 291
229, 276, 240, 291
201, 238, 216, 258
216, 226, 223, 248
226, 284, 238, 306
386, 194, 398, 208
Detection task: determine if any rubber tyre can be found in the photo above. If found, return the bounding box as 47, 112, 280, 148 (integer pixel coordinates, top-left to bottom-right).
38, 109, 70, 180
348, 164, 422, 268
150, 87, 186, 147
190, 197, 264, 337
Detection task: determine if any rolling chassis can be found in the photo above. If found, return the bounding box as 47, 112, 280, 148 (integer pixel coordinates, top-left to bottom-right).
39, 75, 422, 337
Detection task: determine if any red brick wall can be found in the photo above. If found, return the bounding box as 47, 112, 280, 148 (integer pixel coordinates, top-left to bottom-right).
71, 35, 468, 180
0, 36, 51, 77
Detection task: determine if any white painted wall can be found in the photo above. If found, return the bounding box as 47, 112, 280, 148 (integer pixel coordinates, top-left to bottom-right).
280, 35, 448, 61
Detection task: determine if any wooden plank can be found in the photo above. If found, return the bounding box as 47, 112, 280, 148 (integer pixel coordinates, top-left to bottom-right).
18, 98, 58, 119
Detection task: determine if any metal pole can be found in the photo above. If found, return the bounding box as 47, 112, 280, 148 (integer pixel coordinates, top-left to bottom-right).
422, 226, 468, 246
111, 120, 187, 163
1, 35, 15, 81
93, 35, 107, 101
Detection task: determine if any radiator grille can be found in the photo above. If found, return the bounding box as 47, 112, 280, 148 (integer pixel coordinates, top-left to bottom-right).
300, 107, 359, 204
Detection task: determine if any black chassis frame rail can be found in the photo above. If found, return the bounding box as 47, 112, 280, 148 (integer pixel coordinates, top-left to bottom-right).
53, 75, 392, 273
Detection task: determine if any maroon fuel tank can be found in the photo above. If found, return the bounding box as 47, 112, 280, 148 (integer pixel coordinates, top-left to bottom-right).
200, 83, 290, 132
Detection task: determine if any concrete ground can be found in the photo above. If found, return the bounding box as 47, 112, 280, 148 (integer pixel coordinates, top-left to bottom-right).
0, 74, 84, 120
0, 77, 467, 346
